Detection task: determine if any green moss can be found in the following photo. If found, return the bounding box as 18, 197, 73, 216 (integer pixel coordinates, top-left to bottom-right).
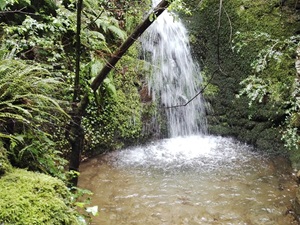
182, 0, 299, 155
82, 45, 146, 153
0, 169, 80, 225
0, 143, 12, 176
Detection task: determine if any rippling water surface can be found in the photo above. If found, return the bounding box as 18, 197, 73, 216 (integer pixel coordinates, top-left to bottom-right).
78, 135, 298, 225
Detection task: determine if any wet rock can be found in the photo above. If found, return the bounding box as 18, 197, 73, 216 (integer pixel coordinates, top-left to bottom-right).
293, 188, 300, 217
296, 171, 300, 183
139, 84, 152, 103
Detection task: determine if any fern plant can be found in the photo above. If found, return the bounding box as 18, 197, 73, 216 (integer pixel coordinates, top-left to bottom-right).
81, 0, 126, 53
0, 59, 70, 177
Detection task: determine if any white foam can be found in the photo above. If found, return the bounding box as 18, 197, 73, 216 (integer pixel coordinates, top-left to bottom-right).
107, 135, 259, 172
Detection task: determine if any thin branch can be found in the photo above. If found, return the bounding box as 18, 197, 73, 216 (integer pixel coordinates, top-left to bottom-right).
223, 7, 233, 45
83, 9, 105, 30
0, 7, 36, 15
165, 68, 219, 109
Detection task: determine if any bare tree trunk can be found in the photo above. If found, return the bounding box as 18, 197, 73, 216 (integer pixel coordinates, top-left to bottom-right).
68, 0, 170, 186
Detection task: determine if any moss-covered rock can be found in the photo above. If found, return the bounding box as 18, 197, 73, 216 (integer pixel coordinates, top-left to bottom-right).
183, 0, 298, 155
0, 169, 80, 225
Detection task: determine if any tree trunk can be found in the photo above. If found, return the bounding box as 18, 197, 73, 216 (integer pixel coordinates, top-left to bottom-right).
68, 0, 170, 186
67, 0, 84, 186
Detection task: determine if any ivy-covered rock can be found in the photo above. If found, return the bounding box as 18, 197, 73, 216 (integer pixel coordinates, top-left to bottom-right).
0, 169, 80, 225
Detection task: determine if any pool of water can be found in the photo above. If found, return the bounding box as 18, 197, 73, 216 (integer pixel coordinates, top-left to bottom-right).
78, 135, 298, 224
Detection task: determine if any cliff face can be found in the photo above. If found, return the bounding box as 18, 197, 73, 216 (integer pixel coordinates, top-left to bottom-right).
183, 0, 300, 162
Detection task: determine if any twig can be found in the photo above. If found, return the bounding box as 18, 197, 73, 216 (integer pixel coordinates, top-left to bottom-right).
83, 9, 105, 30
0, 7, 36, 15
223, 7, 233, 45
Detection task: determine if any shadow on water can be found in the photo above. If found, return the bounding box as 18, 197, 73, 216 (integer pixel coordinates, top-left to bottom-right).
78, 135, 298, 225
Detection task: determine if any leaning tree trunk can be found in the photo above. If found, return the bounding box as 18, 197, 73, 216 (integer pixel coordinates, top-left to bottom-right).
68, 0, 171, 186
90, 0, 170, 91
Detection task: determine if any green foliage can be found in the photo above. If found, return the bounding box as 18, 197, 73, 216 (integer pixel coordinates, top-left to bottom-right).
82, 50, 144, 153
1, 5, 74, 65
0, 0, 30, 10
81, 0, 127, 54
281, 79, 300, 153
169, 0, 192, 15
236, 75, 269, 106
233, 32, 299, 74
234, 32, 300, 149
230, 2, 300, 157
103, 77, 117, 97
77, 0, 154, 154
0, 59, 69, 177
0, 0, 139, 167
0, 168, 82, 225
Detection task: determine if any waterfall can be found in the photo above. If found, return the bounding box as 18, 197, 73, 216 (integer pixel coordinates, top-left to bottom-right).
141, 1, 207, 137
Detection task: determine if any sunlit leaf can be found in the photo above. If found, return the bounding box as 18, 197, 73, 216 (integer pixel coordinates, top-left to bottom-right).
91, 59, 103, 77
108, 25, 126, 41
0, 0, 6, 10
103, 78, 117, 97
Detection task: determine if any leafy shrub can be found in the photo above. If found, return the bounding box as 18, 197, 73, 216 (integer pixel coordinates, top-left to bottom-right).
234, 31, 300, 157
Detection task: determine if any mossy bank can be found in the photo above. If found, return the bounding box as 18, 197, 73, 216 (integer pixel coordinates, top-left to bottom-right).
0, 145, 82, 225
183, 0, 300, 165
0, 170, 80, 225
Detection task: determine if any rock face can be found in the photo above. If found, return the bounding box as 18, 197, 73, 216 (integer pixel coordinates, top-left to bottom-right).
183, 0, 299, 156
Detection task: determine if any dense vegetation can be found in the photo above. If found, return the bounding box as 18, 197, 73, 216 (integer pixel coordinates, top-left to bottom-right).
184, 0, 300, 166
0, 0, 153, 223
1, 0, 300, 223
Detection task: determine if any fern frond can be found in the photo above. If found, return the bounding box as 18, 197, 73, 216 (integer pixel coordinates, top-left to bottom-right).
0, 113, 31, 124
86, 30, 106, 41
0, 102, 33, 118
0, 133, 14, 140
107, 25, 127, 41
26, 94, 70, 118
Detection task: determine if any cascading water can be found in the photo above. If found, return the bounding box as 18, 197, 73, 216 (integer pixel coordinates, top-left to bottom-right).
78, 2, 298, 224
141, 1, 206, 137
